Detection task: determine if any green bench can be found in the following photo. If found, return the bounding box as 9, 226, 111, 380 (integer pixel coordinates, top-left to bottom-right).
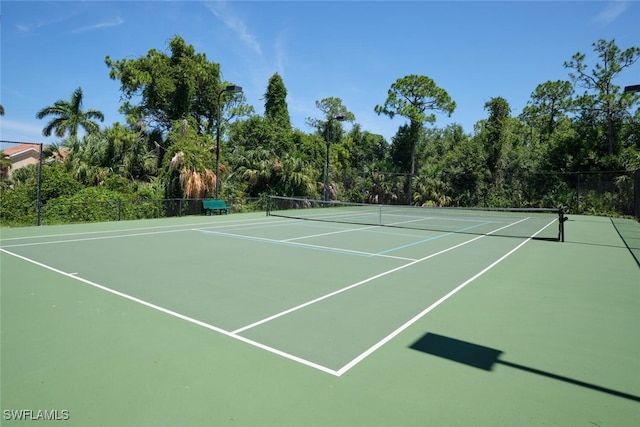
202, 199, 230, 215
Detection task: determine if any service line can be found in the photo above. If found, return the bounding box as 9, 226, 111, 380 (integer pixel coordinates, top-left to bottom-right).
230, 218, 530, 335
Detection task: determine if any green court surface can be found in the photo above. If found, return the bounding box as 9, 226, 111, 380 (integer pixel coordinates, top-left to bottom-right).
1, 212, 639, 426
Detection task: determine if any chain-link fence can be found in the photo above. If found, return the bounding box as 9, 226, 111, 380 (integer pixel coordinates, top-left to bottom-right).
2, 170, 638, 227
36, 197, 265, 226
345, 169, 639, 220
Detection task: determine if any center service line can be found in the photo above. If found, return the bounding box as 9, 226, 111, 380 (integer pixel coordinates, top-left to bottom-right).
230, 217, 530, 335
336, 218, 558, 376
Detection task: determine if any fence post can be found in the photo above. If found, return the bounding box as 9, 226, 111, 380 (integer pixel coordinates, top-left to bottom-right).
635, 169, 640, 220
576, 172, 581, 214
36, 143, 43, 226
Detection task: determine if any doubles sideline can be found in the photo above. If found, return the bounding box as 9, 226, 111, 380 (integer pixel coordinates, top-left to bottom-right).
0, 217, 297, 248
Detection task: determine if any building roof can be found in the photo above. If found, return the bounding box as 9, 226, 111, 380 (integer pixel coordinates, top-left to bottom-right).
2, 143, 42, 157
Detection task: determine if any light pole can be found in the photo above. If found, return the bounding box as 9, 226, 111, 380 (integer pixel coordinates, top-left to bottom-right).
624, 84, 640, 219
215, 84, 243, 199
324, 115, 346, 202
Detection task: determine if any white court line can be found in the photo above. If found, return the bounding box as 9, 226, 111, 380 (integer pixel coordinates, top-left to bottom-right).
336, 218, 558, 376
0, 228, 192, 248
1, 216, 556, 377
230, 217, 530, 335
0, 216, 295, 243
0, 218, 299, 248
0, 247, 341, 376
194, 229, 416, 261
281, 224, 380, 242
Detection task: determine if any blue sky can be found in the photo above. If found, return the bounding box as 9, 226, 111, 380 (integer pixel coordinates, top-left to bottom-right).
1, 0, 639, 149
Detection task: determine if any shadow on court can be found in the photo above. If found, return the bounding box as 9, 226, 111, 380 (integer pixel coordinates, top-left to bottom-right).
610, 218, 640, 268
409, 333, 640, 403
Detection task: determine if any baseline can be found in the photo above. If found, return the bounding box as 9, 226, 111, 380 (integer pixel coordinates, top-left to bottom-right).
0, 247, 341, 376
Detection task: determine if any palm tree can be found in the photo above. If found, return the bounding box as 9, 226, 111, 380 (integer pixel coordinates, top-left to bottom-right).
68, 134, 110, 185
36, 87, 104, 139
107, 124, 158, 182
167, 149, 216, 199
161, 119, 217, 199
43, 143, 70, 164
234, 147, 277, 197
276, 153, 316, 197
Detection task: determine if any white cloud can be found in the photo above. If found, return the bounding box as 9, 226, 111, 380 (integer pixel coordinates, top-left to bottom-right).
204, 1, 262, 55
71, 17, 124, 34
0, 119, 48, 143
593, 1, 629, 26
14, 4, 83, 33
16, 17, 65, 33
274, 32, 288, 76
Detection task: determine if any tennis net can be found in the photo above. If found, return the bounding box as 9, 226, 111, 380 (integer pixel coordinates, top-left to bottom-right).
266, 196, 566, 241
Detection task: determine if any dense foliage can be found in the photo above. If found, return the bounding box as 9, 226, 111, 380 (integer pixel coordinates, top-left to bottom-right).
1, 37, 639, 226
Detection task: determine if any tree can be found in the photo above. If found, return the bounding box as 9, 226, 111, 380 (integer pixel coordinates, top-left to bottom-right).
564, 39, 640, 155
347, 124, 387, 171
43, 143, 69, 164
159, 119, 216, 199
67, 134, 110, 186
375, 75, 456, 196
439, 125, 489, 206
0, 104, 5, 115
230, 115, 273, 152
475, 98, 542, 205
520, 80, 574, 143
36, 87, 104, 139
0, 150, 12, 182
389, 123, 416, 175
480, 97, 511, 179
232, 146, 278, 197
258, 73, 294, 156
264, 73, 291, 130
103, 123, 158, 182
276, 153, 316, 197
306, 97, 355, 139
306, 97, 355, 200
106, 36, 223, 135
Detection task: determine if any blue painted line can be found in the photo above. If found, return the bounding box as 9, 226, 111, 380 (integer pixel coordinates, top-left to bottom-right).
375, 232, 454, 255
199, 219, 495, 259
375, 221, 493, 255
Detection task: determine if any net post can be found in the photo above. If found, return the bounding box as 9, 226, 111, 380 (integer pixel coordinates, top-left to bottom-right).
266, 195, 271, 216
558, 209, 566, 242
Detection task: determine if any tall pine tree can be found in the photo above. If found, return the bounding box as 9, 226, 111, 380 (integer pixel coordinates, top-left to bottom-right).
264, 73, 291, 130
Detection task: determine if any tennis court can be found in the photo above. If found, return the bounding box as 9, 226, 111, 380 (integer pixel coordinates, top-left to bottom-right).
1, 203, 639, 426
